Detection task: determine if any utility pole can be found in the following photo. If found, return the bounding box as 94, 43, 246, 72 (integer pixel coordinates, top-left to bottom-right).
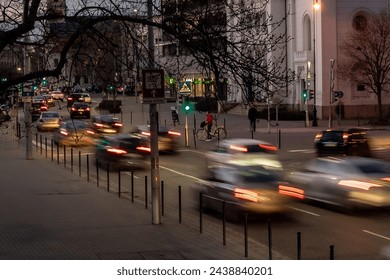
147, 0, 161, 225
24, 34, 33, 160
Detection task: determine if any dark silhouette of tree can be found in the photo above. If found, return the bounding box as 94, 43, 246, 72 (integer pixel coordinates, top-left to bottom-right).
340, 12, 390, 121
1, 0, 294, 107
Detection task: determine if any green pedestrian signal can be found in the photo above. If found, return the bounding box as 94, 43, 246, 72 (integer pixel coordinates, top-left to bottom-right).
302, 89, 308, 100
181, 101, 194, 114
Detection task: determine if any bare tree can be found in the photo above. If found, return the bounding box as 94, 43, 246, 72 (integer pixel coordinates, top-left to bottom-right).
340, 11, 390, 121
0, 0, 294, 107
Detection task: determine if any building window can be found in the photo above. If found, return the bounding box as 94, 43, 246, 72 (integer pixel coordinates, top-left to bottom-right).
357, 84, 365, 91
353, 15, 368, 31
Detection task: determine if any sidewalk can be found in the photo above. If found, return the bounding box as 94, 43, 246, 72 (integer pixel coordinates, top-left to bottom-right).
0, 129, 288, 260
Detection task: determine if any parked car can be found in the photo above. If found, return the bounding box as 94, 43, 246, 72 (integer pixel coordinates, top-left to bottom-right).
314, 128, 372, 157
81, 93, 92, 104
50, 90, 64, 101
70, 102, 91, 119
95, 134, 150, 171
52, 120, 95, 146
129, 125, 181, 153
91, 115, 123, 134
286, 156, 390, 212
67, 93, 84, 107
193, 162, 303, 221
36, 111, 62, 132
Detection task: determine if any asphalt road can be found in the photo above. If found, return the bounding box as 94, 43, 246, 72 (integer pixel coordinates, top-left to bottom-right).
24, 94, 390, 260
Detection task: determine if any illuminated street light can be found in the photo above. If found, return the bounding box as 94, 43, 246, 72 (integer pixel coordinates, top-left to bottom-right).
312, 0, 320, 127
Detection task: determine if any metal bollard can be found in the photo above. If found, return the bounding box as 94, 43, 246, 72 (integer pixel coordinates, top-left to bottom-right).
178, 185, 182, 223
297, 232, 302, 260
131, 171, 134, 203
222, 201, 226, 246
86, 154, 90, 182
45, 137, 47, 158
161, 181, 164, 216
96, 158, 99, 187
330, 245, 335, 260
51, 140, 54, 161
244, 211, 248, 258
199, 193, 203, 234
118, 167, 121, 197
106, 163, 110, 192
63, 145, 66, 168
70, 148, 74, 172
78, 151, 81, 176
144, 175, 148, 209
40, 134, 43, 154
268, 219, 272, 260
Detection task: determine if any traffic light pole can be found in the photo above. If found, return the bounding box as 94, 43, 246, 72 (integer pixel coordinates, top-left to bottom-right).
147, 0, 161, 225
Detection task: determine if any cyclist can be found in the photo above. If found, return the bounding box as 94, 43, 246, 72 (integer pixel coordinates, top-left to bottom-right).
205, 111, 214, 141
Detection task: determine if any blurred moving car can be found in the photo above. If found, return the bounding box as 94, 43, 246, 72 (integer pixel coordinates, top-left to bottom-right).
70, 102, 91, 119
53, 120, 95, 146
36, 111, 62, 132
91, 115, 122, 134
95, 134, 150, 170
31, 101, 48, 121
286, 156, 390, 211
315, 128, 371, 157
130, 125, 181, 153
193, 163, 303, 221
67, 93, 84, 107
81, 93, 92, 104
50, 90, 64, 101
41, 94, 55, 107
206, 138, 282, 170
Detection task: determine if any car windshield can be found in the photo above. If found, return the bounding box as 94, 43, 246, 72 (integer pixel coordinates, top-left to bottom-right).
42, 112, 59, 118
320, 131, 343, 141
354, 162, 390, 175
235, 167, 278, 183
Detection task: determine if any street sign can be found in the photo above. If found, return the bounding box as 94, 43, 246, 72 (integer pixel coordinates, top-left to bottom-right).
141, 69, 165, 103
179, 81, 191, 95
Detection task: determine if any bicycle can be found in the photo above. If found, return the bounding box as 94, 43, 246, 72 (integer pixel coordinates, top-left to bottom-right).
196, 118, 227, 141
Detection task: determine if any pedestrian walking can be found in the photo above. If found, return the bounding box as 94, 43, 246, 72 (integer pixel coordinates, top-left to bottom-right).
248, 107, 258, 131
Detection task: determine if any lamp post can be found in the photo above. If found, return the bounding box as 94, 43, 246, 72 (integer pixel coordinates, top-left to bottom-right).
312, 0, 320, 127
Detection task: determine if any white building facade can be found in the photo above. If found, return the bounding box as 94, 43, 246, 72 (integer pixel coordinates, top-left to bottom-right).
289, 0, 390, 120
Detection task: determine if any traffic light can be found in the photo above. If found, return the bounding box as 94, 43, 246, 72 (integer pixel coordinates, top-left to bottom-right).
181, 101, 194, 114
42, 78, 47, 86
302, 89, 308, 100
109, 85, 114, 91
310, 90, 314, 100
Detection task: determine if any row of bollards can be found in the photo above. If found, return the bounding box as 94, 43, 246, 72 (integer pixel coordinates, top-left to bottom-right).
33, 133, 334, 259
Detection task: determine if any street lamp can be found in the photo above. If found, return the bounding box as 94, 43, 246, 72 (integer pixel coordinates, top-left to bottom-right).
312, 0, 320, 127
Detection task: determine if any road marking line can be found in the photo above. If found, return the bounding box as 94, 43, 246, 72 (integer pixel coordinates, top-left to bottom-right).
288, 206, 320, 216
176, 149, 207, 155
363, 230, 390, 241
288, 149, 315, 153
159, 165, 207, 183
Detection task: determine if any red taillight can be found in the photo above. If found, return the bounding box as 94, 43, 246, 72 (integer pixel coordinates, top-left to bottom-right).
278, 185, 304, 199
67, 97, 73, 101
259, 144, 277, 151
86, 130, 95, 135
107, 148, 127, 155
234, 188, 258, 202
168, 131, 181, 136
71, 107, 76, 111
136, 146, 151, 153
113, 123, 122, 127
338, 180, 382, 191
60, 130, 68, 136
95, 123, 104, 128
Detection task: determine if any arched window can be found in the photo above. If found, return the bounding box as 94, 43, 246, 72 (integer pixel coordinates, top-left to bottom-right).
303, 15, 311, 51
353, 14, 368, 31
